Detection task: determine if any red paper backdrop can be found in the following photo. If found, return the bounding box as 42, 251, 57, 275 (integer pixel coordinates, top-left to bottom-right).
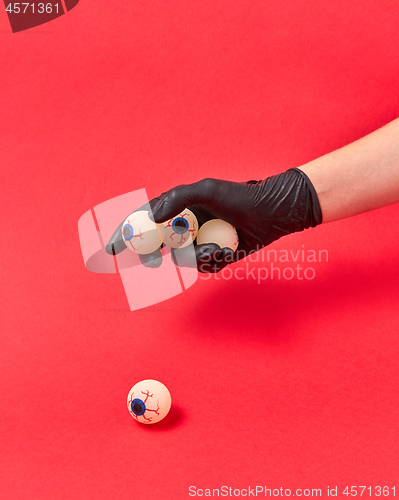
1, 1, 398, 499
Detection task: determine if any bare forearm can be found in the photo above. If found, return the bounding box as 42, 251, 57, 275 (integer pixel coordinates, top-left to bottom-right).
299, 117, 399, 223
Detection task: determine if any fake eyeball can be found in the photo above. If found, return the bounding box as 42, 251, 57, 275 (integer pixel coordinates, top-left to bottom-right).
127, 379, 172, 424
196, 219, 239, 252
162, 209, 198, 249
122, 211, 165, 255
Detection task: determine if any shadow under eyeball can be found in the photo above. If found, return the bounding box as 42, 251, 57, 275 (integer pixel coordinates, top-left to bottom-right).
137, 404, 187, 431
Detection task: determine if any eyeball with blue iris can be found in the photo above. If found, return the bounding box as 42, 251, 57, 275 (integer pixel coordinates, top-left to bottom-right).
121, 210, 165, 255
127, 379, 172, 424
162, 209, 198, 249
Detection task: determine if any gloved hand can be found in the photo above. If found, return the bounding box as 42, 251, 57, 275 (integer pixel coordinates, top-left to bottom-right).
106, 168, 323, 273
105, 197, 166, 268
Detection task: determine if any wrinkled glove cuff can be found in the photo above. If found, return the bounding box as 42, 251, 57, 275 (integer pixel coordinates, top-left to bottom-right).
287, 167, 323, 227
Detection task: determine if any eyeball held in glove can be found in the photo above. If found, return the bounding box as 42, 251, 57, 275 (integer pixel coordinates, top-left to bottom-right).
196, 219, 239, 252
121, 210, 165, 255
162, 209, 198, 249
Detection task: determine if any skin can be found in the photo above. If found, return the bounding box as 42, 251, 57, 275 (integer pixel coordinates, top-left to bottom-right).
299, 117, 399, 223
107, 117, 399, 272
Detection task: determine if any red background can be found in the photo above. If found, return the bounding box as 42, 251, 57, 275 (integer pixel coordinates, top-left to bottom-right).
1, 1, 399, 498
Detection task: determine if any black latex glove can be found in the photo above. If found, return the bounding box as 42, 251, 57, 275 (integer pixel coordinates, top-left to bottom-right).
106, 168, 323, 273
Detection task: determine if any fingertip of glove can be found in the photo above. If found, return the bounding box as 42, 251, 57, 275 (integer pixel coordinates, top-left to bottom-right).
106, 239, 126, 256
105, 243, 115, 256
139, 250, 163, 268
220, 247, 235, 259
195, 243, 222, 263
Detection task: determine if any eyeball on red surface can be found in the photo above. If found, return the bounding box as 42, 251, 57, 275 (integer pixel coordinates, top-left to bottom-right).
127, 380, 172, 424
162, 209, 198, 249
121, 211, 165, 255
